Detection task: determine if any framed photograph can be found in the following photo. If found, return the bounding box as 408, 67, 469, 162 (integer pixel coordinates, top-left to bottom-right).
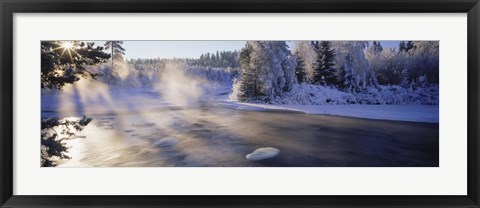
1, 0, 479, 207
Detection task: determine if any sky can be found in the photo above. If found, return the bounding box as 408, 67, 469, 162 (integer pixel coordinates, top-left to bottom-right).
94, 41, 401, 59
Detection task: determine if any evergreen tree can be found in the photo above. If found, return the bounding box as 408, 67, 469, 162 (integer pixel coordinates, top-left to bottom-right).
295, 55, 306, 83
292, 41, 316, 83
104, 41, 126, 69
399, 41, 406, 52
366, 48, 405, 85
41, 41, 110, 89
231, 41, 295, 101
313, 41, 336, 85
41, 116, 92, 167
371, 41, 383, 55
311, 41, 319, 52
406, 41, 414, 52
235, 42, 260, 100
332, 41, 377, 90
406, 41, 439, 84
195, 50, 240, 68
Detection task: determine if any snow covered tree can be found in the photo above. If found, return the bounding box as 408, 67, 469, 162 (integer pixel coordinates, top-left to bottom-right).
313, 41, 337, 85
41, 41, 110, 89
399, 41, 406, 52
332, 41, 378, 91
338, 53, 354, 91
271, 41, 296, 92
366, 44, 404, 85
366, 41, 438, 86
292, 41, 316, 83
232, 42, 261, 100
370, 41, 383, 55
231, 41, 296, 101
295, 55, 306, 83
399, 41, 415, 53
406, 41, 415, 52
401, 66, 411, 88
405, 41, 439, 84
194, 50, 240, 68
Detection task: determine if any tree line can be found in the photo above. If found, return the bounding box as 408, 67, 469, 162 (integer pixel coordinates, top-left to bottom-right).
232, 40, 439, 101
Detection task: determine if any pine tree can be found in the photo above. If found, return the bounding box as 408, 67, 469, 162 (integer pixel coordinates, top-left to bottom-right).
311, 41, 319, 52
372, 41, 383, 55
332, 41, 377, 90
235, 42, 260, 100
399, 41, 406, 52
406, 41, 414, 52
313, 41, 336, 85
232, 41, 295, 101
41, 116, 92, 167
104, 41, 126, 69
295, 55, 306, 83
41, 41, 110, 89
406, 41, 439, 84
292, 41, 316, 83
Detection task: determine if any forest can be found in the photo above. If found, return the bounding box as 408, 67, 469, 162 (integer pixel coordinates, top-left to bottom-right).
43, 41, 438, 105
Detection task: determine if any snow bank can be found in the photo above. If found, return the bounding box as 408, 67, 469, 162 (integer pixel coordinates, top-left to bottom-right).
273, 84, 439, 105
226, 102, 438, 123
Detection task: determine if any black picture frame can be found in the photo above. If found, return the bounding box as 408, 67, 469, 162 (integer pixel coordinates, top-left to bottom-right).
1, 0, 479, 207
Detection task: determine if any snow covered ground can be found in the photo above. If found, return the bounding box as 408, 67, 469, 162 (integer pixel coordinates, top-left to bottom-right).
209, 84, 439, 123
219, 102, 438, 123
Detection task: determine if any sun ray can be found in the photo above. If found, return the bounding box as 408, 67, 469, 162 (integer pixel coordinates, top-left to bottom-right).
60, 47, 67, 57
71, 48, 81, 58
67, 48, 73, 63
54, 41, 78, 64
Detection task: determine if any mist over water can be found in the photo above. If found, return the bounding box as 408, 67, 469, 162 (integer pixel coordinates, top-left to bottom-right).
155, 62, 205, 107
41, 60, 438, 167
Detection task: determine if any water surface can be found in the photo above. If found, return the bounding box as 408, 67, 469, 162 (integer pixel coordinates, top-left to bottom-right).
48, 103, 438, 167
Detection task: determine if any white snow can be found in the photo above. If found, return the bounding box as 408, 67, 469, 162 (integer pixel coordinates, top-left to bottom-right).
222, 102, 438, 123
246, 147, 280, 161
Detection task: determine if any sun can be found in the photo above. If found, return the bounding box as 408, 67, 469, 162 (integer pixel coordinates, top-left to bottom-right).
61, 41, 74, 50
53, 41, 80, 63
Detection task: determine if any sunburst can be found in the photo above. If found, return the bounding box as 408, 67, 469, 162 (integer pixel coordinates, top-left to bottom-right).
53, 41, 81, 64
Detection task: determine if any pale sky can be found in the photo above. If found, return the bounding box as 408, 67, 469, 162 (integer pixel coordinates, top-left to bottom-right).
93, 41, 401, 59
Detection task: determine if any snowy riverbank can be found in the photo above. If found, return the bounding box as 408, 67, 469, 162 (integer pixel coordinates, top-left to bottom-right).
219, 101, 439, 123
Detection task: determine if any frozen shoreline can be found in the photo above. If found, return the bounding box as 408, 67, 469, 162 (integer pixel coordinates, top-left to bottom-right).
220, 102, 439, 123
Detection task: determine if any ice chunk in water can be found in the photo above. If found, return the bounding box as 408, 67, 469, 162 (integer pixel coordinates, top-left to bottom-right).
246, 147, 280, 161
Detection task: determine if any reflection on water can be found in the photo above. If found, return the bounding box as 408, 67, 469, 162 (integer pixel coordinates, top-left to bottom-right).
49, 102, 438, 167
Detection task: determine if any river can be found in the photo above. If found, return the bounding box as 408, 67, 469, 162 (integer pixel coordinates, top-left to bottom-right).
43, 93, 438, 167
